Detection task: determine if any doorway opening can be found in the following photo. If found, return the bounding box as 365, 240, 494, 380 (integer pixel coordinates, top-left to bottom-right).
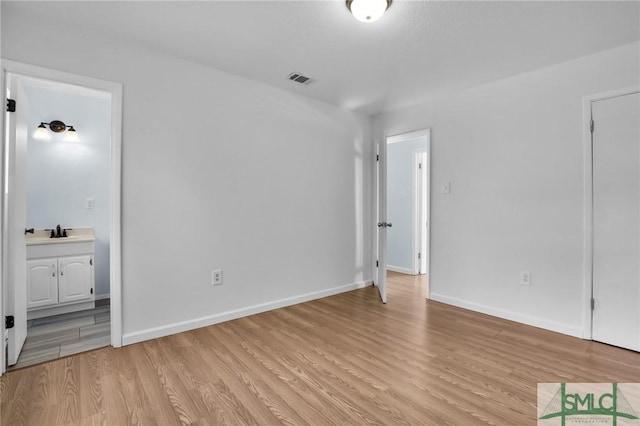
1, 61, 123, 373
374, 129, 430, 303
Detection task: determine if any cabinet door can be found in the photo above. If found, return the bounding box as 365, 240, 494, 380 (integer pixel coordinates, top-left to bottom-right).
26, 258, 58, 309
58, 255, 93, 304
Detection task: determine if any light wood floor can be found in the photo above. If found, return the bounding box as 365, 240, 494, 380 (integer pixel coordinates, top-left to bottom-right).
1, 272, 639, 425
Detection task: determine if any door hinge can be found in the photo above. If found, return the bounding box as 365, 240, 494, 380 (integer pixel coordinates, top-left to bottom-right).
376, 154, 379, 161
591, 298, 595, 311
419, 163, 422, 169
418, 253, 421, 259
90, 258, 93, 266
6, 99, 16, 113
5, 316, 14, 329
376, 260, 379, 267
590, 119, 594, 133
91, 288, 94, 294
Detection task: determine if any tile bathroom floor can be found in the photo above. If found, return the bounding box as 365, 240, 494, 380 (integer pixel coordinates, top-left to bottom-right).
9, 299, 110, 370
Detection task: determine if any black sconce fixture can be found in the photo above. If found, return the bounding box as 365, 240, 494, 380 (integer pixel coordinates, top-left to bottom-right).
35, 120, 79, 141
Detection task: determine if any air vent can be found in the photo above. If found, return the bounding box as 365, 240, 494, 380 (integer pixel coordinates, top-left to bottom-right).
288, 72, 313, 85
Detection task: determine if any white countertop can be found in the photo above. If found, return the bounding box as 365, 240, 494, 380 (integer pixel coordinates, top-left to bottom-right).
26, 227, 96, 246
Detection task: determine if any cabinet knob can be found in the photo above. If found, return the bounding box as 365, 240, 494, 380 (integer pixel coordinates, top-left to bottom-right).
52, 264, 56, 277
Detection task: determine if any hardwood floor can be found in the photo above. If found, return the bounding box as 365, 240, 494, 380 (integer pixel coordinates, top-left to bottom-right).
1, 273, 638, 425
9, 300, 111, 370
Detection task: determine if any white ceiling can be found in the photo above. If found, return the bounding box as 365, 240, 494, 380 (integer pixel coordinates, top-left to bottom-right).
4, 1, 640, 115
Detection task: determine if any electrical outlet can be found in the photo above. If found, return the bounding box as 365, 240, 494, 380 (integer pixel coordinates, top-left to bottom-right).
520, 271, 531, 286
442, 182, 451, 195
85, 198, 94, 209
212, 269, 223, 286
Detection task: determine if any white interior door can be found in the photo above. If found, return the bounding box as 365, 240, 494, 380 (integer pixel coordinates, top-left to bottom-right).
375, 141, 388, 303
4, 73, 28, 366
592, 91, 640, 351
414, 150, 428, 275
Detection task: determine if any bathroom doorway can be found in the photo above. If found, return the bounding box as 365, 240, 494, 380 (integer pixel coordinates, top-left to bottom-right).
1, 61, 122, 372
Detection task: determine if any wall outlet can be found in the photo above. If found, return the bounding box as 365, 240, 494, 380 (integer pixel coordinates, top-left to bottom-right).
85, 198, 95, 209
520, 271, 531, 286
442, 182, 451, 195
212, 269, 223, 286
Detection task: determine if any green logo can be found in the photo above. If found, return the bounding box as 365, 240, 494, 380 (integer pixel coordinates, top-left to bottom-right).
539, 383, 639, 426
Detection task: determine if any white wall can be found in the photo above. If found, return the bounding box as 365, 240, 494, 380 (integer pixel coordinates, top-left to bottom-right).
375, 42, 640, 337
2, 9, 372, 343
387, 137, 427, 272
24, 85, 111, 297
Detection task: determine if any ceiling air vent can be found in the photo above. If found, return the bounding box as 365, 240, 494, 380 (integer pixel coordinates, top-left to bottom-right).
287, 72, 313, 85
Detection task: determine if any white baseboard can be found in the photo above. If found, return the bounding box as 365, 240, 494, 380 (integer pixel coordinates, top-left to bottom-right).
95, 293, 110, 301
122, 280, 369, 346
387, 265, 414, 275
429, 293, 583, 338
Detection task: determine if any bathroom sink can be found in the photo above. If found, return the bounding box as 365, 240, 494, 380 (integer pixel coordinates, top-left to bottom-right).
26, 228, 96, 245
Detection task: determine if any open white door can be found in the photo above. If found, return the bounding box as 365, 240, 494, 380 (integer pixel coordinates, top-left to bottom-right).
592, 91, 640, 351
375, 141, 388, 303
4, 72, 28, 366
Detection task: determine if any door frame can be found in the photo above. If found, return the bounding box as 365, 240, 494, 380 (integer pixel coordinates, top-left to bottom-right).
582, 85, 640, 340
413, 149, 428, 275
378, 129, 431, 298
0, 60, 123, 373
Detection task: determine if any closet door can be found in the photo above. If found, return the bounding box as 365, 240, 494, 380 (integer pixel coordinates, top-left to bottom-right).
592, 92, 640, 351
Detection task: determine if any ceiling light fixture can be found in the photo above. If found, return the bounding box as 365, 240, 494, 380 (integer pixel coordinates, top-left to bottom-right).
346, 0, 391, 23
35, 120, 79, 142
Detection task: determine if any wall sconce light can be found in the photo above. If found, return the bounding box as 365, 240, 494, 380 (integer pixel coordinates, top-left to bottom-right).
35, 120, 79, 142
346, 0, 391, 23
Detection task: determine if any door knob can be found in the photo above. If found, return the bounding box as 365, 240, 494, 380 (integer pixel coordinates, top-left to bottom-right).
387, 223, 393, 227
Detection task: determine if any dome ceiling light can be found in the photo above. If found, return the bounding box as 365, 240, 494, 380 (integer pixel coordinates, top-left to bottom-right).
346, 0, 392, 23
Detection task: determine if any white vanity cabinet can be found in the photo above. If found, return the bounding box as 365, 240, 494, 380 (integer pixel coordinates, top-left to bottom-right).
26, 228, 96, 319
27, 255, 93, 310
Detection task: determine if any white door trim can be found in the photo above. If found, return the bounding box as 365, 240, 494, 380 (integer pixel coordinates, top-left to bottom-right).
582, 85, 640, 340
413, 149, 429, 276
0, 60, 123, 374
411, 150, 419, 275
387, 129, 430, 145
